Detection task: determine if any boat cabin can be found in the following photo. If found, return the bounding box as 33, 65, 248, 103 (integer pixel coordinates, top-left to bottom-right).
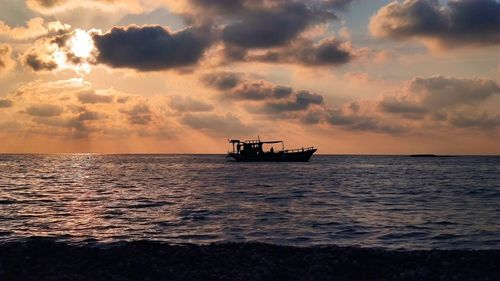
229, 139, 284, 156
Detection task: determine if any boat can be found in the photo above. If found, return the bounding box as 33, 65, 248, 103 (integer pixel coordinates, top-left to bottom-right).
227, 138, 317, 162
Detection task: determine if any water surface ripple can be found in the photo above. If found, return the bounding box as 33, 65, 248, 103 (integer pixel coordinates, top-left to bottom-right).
0, 154, 498, 250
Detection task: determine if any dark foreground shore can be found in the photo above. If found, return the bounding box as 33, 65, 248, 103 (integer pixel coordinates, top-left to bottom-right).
0, 238, 499, 281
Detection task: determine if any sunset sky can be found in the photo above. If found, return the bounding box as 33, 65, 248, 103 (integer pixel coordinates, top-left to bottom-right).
0, 0, 498, 154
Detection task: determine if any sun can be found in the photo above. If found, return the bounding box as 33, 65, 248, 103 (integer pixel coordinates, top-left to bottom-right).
69, 29, 94, 59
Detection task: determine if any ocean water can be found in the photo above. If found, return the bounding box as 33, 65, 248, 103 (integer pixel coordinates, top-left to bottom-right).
0, 154, 498, 250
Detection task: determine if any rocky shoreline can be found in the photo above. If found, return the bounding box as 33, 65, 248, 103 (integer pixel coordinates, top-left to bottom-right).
0, 238, 499, 281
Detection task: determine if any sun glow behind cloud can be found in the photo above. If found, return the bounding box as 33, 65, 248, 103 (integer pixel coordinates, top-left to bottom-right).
70, 29, 95, 59
26, 28, 100, 74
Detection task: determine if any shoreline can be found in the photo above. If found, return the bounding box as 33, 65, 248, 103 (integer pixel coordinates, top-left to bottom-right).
1, 238, 499, 281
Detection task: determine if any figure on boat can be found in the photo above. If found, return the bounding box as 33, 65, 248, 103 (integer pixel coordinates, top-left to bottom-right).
227, 137, 317, 162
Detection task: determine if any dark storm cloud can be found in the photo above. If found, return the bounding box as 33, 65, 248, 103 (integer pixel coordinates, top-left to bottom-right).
93, 25, 214, 71
181, 113, 255, 136
328, 109, 408, 134
370, 0, 500, 48
25, 104, 63, 117
0, 99, 13, 108
76, 90, 114, 104
221, 2, 335, 49
120, 104, 153, 125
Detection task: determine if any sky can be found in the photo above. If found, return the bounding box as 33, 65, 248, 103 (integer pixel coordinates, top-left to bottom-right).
0, 0, 498, 154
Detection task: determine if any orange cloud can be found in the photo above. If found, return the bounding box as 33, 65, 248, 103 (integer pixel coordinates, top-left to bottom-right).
0, 17, 69, 40
0, 44, 15, 76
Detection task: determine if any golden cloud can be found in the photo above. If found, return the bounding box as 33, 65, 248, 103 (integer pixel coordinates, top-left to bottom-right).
0, 44, 15, 76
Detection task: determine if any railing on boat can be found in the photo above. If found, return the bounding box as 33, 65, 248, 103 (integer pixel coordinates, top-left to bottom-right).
283, 147, 315, 153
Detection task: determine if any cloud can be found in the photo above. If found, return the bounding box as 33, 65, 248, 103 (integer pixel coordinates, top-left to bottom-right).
26, 0, 148, 14
378, 98, 428, 119
0, 121, 22, 133
204, 72, 297, 101
203, 71, 325, 114
327, 108, 408, 134
25, 104, 64, 117
322, 0, 356, 10
78, 109, 107, 121
169, 96, 213, 112
188, 0, 247, 14
120, 103, 153, 125
449, 112, 500, 130
93, 25, 214, 71
202, 72, 241, 90
203, 72, 324, 120
23, 53, 59, 71
30, 109, 99, 138
231, 82, 292, 101
15, 3, 359, 73
256, 91, 324, 114
0, 17, 69, 40
0, 99, 13, 108
379, 76, 499, 115
247, 37, 355, 66
0, 44, 15, 75
377, 76, 500, 129
369, 0, 500, 49
0, 78, 184, 142
185, 0, 354, 19
76, 90, 114, 104
408, 76, 500, 108
182, 0, 356, 68
181, 113, 255, 136
221, 2, 335, 49
20, 28, 94, 72
27, 0, 67, 9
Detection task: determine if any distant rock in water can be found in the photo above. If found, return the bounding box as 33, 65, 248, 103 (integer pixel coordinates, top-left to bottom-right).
410, 154, 439, 157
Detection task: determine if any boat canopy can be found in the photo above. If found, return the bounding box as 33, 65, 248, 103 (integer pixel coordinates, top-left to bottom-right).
228, 139, 283, 144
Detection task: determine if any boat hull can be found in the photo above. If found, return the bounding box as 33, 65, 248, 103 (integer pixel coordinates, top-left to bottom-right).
228, 149, 317, 162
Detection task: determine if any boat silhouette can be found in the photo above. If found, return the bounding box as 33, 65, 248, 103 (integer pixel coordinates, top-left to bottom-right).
227, 138, 317, 162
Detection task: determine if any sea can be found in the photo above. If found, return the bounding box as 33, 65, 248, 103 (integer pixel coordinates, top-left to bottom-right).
0, 154, 498, 250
